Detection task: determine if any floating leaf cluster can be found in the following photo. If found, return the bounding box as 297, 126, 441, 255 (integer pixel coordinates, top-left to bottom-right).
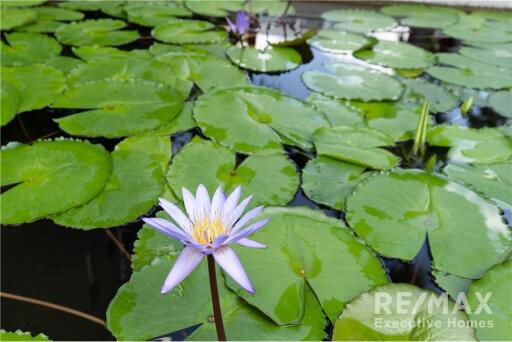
1, 1, 511, 341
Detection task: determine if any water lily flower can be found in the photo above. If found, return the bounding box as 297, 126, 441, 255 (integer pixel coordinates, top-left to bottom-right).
226, 11, 250, 36
143, 185, 269, 294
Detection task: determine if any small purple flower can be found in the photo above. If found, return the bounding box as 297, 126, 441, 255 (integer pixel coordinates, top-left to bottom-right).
226, 11, 250, 36
143, 185, 269, 294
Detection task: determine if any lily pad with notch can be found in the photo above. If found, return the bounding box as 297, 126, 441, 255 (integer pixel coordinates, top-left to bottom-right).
302, 63, 403, 101
226, 206, 389, 324
1, 139, 112, 225
53, 136, 170, 229
302, 156, 367, 210
1, 32, 61, 66
55, 19, 139, 46
313, 126, 399, 170
193, 86, 328, 154
166, 138, 299, 209
346, 169, 512, 278
107, 256, 326, 341
152, 20, 227, 45
53, 79, 184, 138
226, 46, 302, 73
1, 64, 65, 126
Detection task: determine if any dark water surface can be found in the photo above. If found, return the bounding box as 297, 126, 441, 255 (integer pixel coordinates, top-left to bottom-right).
1, 1, 509, 340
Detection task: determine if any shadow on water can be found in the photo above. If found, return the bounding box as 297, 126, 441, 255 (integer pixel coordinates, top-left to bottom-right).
2, 2, 510, 341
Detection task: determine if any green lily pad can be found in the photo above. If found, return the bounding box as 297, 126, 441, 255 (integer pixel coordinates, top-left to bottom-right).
401, 78, 458, 113
302, 63, 403, 101
306, 93, 363, 127
66, 55, 189, 96
488, 90, 512, 118
107, 257, 326, 341
1, 8, 37, 30
467, 259, 512, 341
432, 270, 472, 300
381, 4, 462, 29
333, 283, 476, 341
427, 60, 512, 90
2, 1, 46, 7
302, 156, 366, 210
71, 45, 152, 62
226, 46, 302, 73
437, 52, 512, 75
427, 125, 512, 164
444, 14, 512, 44
18, 6, 84, 33
1, 32, 61, 66
1, 64, 65, 124
308, 30, 376, 54
184, 0, 243, 17
322, 9, 395, 33
146, 101, 196, 136
53, 136, 169, 229
1, 139, 112, 225
227, 206, 388, 324
131, 211, 182, 272
44, 55, 83, 73
124, 2, 191, 27
346, 169, 512, 278
58, 0, 124, 15
152, 20, 227, 45
0, 330, 50, 341
166, 138, 299, 208
55, 19, 139, 46
268, 28, 317, 47
443, 162, 512, 208
459, 44, 511, 69
313, 126, 399, 170
1, 77, 19, 126
193, 86, 328, 154
156, 52, 248, 92
351, 101, 423, 141
53, 79, 184, 138
149, 42, 230, 58
355, 40, 434, 70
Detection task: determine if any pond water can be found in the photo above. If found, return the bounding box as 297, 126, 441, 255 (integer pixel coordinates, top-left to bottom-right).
1, 1, 511, 341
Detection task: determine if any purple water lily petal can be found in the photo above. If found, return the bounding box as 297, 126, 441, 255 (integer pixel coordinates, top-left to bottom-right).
210, 186, 225, 219
182, 187, 198, 222
159, 198, 191, 232
213, 246, 254, 293
226, 16, 237, 33
231, 205, 264, 234
236, 238, 266, 249
228, 194, 252, 225
143, 217, 190, 241
222, 186, 240, 218
195, 184, 211, 216
161, 246, 203, 294
227, 218, 270, 244
235, 11, 250, 35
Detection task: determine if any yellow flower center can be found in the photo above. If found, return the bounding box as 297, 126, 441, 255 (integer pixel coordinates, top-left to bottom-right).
191, 218, 227, 245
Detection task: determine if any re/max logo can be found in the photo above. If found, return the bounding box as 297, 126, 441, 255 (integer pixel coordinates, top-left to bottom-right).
374, 292, 492, 315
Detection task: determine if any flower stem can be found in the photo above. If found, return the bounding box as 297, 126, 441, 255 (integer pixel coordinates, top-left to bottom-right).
207, 254, 227, 341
